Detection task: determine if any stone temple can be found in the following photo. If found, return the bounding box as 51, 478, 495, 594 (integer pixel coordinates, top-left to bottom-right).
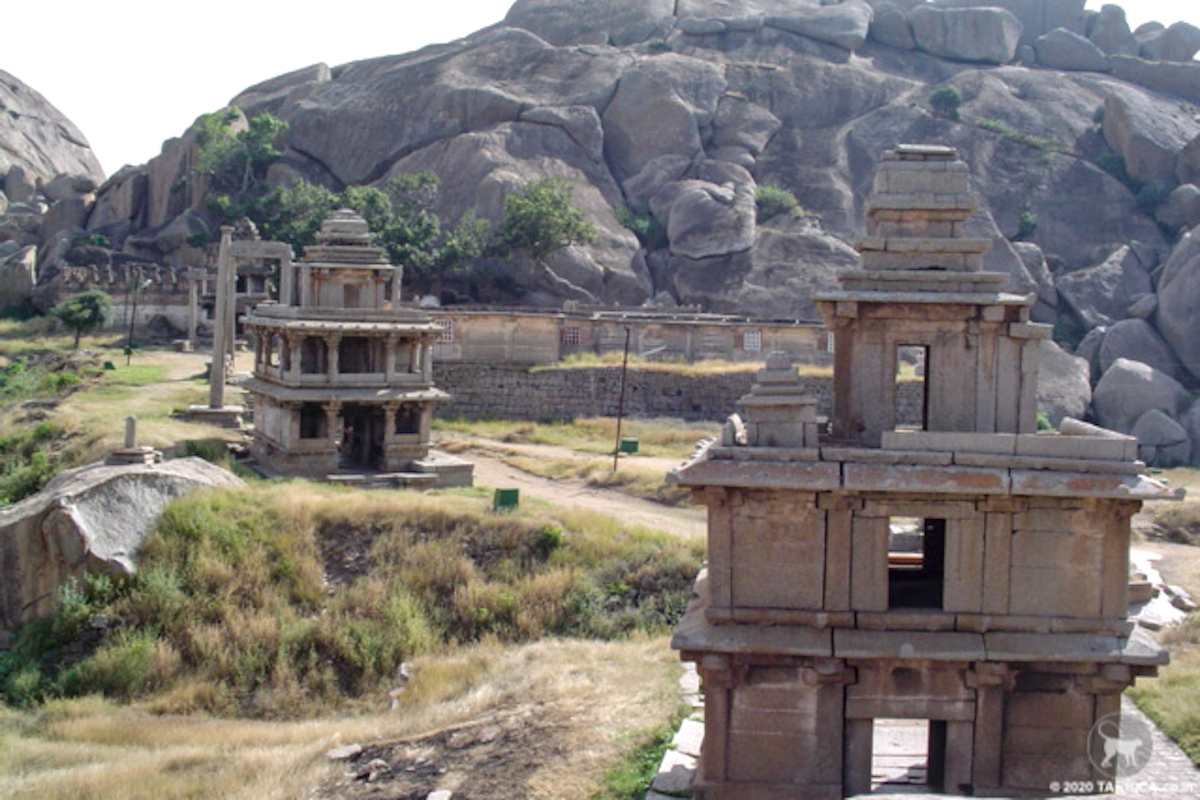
242, 209, 471, 487
670, 145, 1181, 798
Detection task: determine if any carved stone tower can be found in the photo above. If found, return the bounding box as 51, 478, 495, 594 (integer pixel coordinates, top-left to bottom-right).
242, 209, 471, 486
670, 146, 1179, 798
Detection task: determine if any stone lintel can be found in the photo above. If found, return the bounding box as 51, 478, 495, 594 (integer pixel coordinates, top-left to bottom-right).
866, 193, 978, 213
857, 236, 991, 254
671, 458, 840, 489
882, 430, 1018, 455
706, 445, 822, 463
843, 463, 1009, 495
672, 606, 834, 657
834, 629, 986, 660
1009, 469, 1183, 500
819, 446, 953, 466
953, 452, 1145, 476
982, 632, 1167, 666
1007, 321, 1053, 339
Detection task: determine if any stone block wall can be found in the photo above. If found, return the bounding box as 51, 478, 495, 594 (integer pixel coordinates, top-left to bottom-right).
433, 363, 926, 424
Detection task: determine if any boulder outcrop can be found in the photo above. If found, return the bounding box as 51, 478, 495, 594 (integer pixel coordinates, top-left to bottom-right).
0, 458, 245, 627
1155, 225, 1200, 384
0, 70, 104, 186
909, 5, 1022, 64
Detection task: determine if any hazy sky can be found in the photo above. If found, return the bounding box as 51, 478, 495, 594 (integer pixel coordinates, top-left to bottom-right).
4, 0, 1198, 179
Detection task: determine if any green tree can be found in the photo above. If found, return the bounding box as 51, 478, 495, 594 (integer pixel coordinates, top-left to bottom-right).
195, 107, 289, 226
254, 178, 339, 253
52, 290, 114, 348
930, 85, 963, 121
493, 177, 598, 262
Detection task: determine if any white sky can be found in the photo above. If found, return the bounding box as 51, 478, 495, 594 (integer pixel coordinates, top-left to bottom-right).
4, 0, 1197, 179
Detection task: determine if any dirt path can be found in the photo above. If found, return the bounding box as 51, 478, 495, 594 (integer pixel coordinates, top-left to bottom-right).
446, 437, 705, 541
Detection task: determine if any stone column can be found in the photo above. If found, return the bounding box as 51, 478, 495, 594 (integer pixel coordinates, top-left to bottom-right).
186, 267, 204, 344
208, 226, 234, 409
124, 416, 137, 448
418, 403, 433, 445
299, 265, 312, 307
327, 334, 341, 381
422, 335, 433, 382
322, 401, 342, 450
392, 264, 404, 310
279, 252, 295, 306
384, 335, 398, 381
283, 333, 302, 381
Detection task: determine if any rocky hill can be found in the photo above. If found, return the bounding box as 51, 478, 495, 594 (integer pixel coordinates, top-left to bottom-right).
4, 0, 1200, 464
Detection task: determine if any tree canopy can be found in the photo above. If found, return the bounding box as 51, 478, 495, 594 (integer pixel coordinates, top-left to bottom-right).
52, 290, 114, 348
493, 177, 599, 263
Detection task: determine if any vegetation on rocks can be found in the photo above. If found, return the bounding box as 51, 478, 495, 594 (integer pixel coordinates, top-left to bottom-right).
754, 184, 807, 223
0, 483, 702, 717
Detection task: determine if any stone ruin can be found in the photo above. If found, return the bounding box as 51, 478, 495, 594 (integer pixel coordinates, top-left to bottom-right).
670, 145, 1183, 797
241, 210, 472, 487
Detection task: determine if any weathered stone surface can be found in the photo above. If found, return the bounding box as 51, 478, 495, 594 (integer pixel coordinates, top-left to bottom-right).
4, 165, 36, 205
227, 62, 332, 119
0, 458, 245, 627
1160, 21, 1200, 63
656, 178, 756, 260
1132, 408, 1190, 467
0, 245, 37, 307
766, 0, 874, 51
505, 0, 675, 46
520, 105, 605, 164
1156, 184, 1200, 234
1097, 318, 1183, 382
1135, 22, 1167, 60
1102, 89, 1200, 186
1037, 340, 1091, 427
910, 5, 1022, 64
711, 94, 782, 162
1056, 245, 1153, 328
1179, 135, 1200, 187
1088, 4, 1138, 56
1109, 55, 1200, 103
869, 2, 915, 50
1125, 292, 1157, 319
1073, 325, 1106, 379
391, 122, 649, 306
1155, 225, 1200, 384
40, 173, 98, 203
0, 71, 104, 186
1033, 28, 1108, 73
602, 62, 720, 184
931, 0, 1087, 47
1092, 358, 1188, 435
1181, 399, 1200, 465
1011, 242, 1056, 320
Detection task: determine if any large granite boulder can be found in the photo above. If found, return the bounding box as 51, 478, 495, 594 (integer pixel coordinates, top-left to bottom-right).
1088, 4, 1138, 56
505, 0, 675, 46
1102, 89, 1200, 186
0, 245, 37, 308
1092, 358, 1189, 435
931, 0, 1086, 47
0, 70, 104, 186
1181, 399, 1200, 465
1056, 245, 1153, 328
1037, 340, 1091, 427
1033, 28, 1108, 73
765, 0, 874, 51
1155, 225, 1200, 384
1097, 318, 1183, 382
909, 5, 1022, 64
1109, 56, 1200, 103
1179, 135, 1200, 186
0, 458, 245, 627
1131, 409, 1191, 467
1012, 241, 1057, 322
1160, 21, 1200, 63
1156, 184, 1200, 234
869, 2, 915, 50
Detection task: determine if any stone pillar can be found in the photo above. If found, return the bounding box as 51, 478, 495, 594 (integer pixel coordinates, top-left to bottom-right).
322, 401, 341, 449
327, 334, 341, 380
419, 403, 433, 445
279, 252, 295, 306
383, 403, 398, 446
284, 333, 302, 381
392, 264, 404, 310
384, 335, 398, 381
299, 265, 312, 307
124, 416, 137, 448
422, 335, 433, 382
186, 267, 204, 344
208, 226, 234, 409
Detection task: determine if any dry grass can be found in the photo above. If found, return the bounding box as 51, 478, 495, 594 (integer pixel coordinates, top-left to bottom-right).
0, 638, 681, 800
436, 415, 717, 461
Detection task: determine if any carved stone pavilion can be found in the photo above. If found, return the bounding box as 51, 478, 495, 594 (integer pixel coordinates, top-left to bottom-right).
670, 145, 1181, 798
242, 210, 471, 487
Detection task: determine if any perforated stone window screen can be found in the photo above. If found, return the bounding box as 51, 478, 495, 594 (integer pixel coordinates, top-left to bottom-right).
827, 332, 835, 353
743, 329, 762, 352
433, 318, 455, 343
561, 325, 582, 346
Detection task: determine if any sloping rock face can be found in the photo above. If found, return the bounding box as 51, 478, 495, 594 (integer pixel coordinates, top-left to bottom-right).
0, 458, 245, 627
0, 71, 104, 186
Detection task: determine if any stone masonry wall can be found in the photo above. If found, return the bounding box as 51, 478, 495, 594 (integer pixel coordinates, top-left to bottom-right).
434, 364, 925, 424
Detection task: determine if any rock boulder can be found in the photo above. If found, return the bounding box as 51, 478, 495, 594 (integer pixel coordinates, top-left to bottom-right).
1056, 245, 1153, 328
1037, 340, 1091, 426
1088, 4, 1138, 56
1102, 89, 1200, 186
1092, 358, 1189, 435
0, 458, 245, 627
1033, 28, 1109, 72
0, 71, 104, 186
1160, 21, 1200, 63
910, 5, 1022, 64
1155, 226, 1200, 384
1131, 409, 1191, 467
1097, 318, 1183, 381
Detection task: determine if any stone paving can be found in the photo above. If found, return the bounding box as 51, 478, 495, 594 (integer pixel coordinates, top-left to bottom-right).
647, 669, 1200, 799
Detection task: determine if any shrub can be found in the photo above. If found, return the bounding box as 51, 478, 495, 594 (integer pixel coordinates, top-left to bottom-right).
1094, 153, 1131, 186
615, 206, 667, 249
930, 85, 963, 121
1017, 211, 1038, 239
755, 184, 806, 223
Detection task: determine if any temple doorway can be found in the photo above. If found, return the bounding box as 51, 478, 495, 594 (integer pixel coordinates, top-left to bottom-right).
339, 404, 385, 471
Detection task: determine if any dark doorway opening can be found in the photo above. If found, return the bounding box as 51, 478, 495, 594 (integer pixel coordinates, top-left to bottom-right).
888, 518, 946, 609
339, 405, 385, 471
